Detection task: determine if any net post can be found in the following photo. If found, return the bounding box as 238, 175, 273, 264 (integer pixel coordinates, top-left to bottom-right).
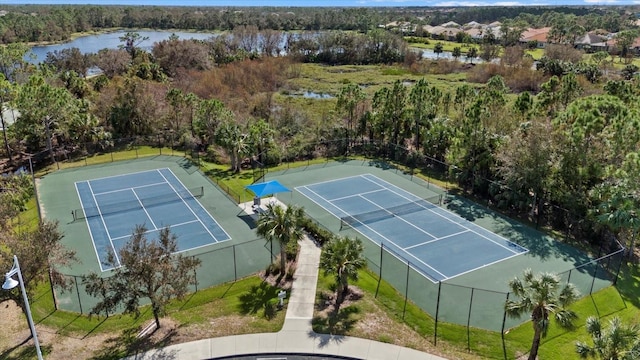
434, 281, 442, 346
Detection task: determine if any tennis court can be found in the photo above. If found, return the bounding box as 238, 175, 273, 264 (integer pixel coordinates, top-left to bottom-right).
296, 174, 528, 282
75, 168, 231, 271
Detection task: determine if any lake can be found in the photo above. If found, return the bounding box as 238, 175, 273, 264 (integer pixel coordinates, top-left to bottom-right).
28, 30, 479, 67
28, 30, 218, 63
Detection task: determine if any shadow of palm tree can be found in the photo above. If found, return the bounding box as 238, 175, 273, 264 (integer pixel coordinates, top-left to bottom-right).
238, 281, 280, 319
311, 305, 359, 336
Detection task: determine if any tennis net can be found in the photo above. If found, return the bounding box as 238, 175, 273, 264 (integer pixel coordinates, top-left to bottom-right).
340, 194, 442, 229
73, 186, 204, 220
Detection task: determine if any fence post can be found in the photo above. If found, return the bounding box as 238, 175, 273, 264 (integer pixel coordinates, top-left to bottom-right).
74, 276, 83, 315
434, 281, 442, 346
501, 292, 510, 360
233, 244, 238, 281
566, 269, 572, 285
402, 260, 410, 320
589, 261, 599, 294
614, 251, 624, 285
193, 266, 198, 292
49, 272, 57, 311
467, 288, 474, 352
375, 244, 384, 298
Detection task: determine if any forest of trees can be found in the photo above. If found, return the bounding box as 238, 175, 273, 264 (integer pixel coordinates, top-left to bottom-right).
0, 5, 639, 291
0, 4, 636, 44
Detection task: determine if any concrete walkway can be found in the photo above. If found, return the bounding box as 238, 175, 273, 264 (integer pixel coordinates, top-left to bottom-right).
126, 199, 448, 360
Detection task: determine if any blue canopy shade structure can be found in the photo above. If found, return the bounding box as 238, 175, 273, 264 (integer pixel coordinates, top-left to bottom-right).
246, 180, 291, 197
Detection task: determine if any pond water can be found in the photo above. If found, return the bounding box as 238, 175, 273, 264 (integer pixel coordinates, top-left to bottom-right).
302, 91, 333, 99
28, 30, 218, 63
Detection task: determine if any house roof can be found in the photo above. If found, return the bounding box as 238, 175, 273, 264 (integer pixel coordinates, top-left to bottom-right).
574, 33, 607, 45
520, 27, 551, 43
429, 26, 462, 36
464, 21, 482, 29
440, 21, 461, 28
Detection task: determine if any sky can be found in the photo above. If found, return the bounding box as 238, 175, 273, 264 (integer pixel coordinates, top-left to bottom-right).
2, 0, 637, 7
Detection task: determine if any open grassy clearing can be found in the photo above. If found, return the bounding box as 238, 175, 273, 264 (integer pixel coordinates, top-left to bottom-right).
286, 63, 468, 98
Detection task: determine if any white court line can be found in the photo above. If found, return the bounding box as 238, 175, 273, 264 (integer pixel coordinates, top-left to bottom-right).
80, 168, 167, 183
87, 180, 121, 267
109, 219, 201, 241
404, 230, 471, 250
447, 252, 527, 280
357, 194, 438, 239
132, 188, 158, 230
297, 185, 448, 281
360, 174, 525, 255
75, 182, 109, 272
93, 181, 167, 196
330, 188, 386, 202
157, 169, 231, 242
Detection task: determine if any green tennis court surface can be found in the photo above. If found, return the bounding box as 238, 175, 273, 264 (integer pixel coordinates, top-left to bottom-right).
75, 168, 230, 271
297, 174, 528, 282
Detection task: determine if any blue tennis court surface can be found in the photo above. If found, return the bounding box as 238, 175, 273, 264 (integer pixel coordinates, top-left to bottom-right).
75, 168, 230, 271
297, 174, 528, 282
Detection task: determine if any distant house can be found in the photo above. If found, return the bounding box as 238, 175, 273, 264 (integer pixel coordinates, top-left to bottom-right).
574, 33, 609, 52
428, 25, 462, 41
441, 21, 461, 28
384, 21, 412, 33
465, 28, 484, 41
464, 21, 482, 29
520, 27, 551, 48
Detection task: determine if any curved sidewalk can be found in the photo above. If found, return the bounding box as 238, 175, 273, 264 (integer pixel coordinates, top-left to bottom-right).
127, 213, 448, 360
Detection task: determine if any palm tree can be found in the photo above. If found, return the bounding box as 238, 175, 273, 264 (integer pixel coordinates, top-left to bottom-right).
256, 203, 305, 273
505, 269, 580, 360
576, 316, 640, 360
319, 236, 365, 310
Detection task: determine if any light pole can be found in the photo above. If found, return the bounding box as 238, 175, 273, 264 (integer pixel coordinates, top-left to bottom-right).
3, 255, 44, 360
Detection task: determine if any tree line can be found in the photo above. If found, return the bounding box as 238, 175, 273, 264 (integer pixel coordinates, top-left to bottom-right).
0, 4, 636, 44
2, 27, 639, 258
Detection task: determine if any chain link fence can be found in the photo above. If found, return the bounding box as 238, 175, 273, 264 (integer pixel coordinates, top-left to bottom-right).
363, 239, 625, 356
55, 237, 278, 315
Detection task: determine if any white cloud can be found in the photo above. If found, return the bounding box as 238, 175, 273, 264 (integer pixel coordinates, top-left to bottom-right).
583, 0, 619, 3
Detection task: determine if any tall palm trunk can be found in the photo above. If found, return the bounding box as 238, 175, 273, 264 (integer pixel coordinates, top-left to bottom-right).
279, 242, 287, 273
529, 325, 542, 360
